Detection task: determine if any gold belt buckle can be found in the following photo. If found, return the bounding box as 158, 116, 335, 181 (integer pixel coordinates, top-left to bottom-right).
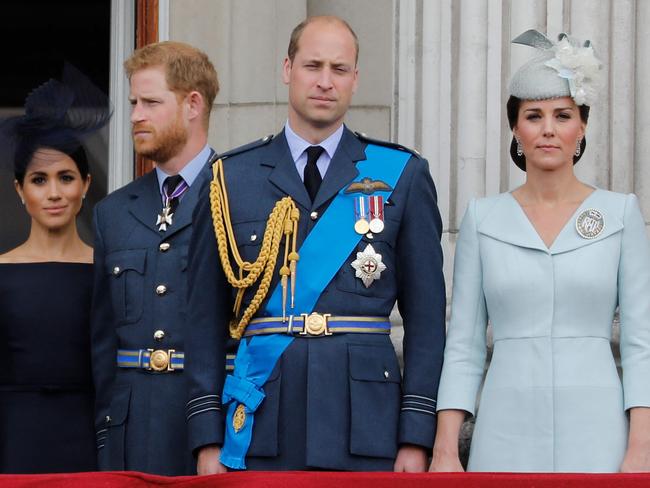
299, 313, 332, 336
147, 349, 176, 372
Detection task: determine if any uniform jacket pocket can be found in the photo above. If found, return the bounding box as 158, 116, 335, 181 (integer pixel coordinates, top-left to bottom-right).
230, 219, 268, 306
348, 343, 401, 458
232, 219, 267, 264
105, 249, 147, 325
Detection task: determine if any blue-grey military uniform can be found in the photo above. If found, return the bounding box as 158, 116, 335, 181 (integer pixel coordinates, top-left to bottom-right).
186, 128, 445, 470
91, 152, 214, 475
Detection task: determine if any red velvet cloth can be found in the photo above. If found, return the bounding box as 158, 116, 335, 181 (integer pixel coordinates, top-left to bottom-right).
1, 471, 650, 487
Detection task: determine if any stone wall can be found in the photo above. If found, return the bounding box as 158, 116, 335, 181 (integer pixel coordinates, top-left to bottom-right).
168, 0, 394, 151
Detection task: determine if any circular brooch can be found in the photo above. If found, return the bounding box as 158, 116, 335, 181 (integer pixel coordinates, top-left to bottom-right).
575, 208, 604, 239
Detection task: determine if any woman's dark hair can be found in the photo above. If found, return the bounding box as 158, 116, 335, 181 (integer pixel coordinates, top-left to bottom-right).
14, 141, 89, 186
506, 95, 590, 172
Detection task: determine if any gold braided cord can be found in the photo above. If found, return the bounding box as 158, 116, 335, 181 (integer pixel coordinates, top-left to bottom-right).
209, 158, 300, 339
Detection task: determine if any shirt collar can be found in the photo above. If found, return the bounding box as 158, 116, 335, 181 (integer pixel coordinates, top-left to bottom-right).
284, 122, 344, 163
155, 144, 211, 196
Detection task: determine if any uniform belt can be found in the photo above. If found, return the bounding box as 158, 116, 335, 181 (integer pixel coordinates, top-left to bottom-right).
244, 314, 391, 337
117, 350, 236, 372
117, 349, 184, 372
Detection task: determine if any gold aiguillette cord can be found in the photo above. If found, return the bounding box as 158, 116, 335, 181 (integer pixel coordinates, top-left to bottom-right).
209, 158, 300, 339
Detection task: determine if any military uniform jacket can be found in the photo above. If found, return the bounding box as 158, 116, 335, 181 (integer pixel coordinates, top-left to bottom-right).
91, 159, 212, 475
186, 128, 446, 470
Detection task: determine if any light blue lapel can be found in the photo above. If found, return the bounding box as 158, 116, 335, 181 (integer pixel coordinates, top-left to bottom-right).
551, 189, 624, 254
477, 190, 624, 255
477, 193, 548, 252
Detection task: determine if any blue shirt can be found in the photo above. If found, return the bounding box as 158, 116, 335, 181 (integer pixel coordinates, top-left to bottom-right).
155, 144, 212, 202
284, 122, 344, 181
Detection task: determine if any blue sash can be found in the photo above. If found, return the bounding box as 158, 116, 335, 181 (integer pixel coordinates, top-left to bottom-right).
220, 144, 410, 469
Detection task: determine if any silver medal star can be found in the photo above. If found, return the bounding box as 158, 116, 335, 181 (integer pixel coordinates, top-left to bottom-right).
351, 243, 386, 288
156, 206, 174, 232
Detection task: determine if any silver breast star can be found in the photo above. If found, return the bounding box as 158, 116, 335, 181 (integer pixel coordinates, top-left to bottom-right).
351, 243, 387, 288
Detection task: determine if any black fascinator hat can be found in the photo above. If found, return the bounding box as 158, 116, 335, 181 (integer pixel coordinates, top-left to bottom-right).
1, 63, 112, 184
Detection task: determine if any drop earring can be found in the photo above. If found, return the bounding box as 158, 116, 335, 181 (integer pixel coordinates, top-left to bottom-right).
516, 139, 523, 157
575, 138, 582, 157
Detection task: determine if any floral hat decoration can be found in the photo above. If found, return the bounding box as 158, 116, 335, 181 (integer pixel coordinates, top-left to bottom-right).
509, 29, 602, 106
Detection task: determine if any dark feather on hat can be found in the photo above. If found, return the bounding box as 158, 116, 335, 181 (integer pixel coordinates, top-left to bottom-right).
1, 63, 112, 183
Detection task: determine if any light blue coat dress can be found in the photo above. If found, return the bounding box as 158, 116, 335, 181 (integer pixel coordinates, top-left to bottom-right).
437, 189, 650, 472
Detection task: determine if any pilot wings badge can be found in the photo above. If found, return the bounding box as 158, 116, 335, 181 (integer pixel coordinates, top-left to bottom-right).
345, 177, 393, 195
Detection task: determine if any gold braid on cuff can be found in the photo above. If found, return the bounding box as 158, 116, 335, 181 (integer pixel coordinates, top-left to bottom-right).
210, 158, 300, 339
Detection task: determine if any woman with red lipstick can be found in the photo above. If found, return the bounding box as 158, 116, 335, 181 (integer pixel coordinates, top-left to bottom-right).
0, 66, 110, 473
431, 31, 650, 472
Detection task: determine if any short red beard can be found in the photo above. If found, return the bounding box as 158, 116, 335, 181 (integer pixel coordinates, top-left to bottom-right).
133, 111, 188, 164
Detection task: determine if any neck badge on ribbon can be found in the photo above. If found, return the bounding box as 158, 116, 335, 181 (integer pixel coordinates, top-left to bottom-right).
156, 179, 189, 231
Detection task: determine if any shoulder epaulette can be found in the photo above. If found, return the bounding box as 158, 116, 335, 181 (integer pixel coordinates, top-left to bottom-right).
219, 134, 275, 160
354, 131, 421, 157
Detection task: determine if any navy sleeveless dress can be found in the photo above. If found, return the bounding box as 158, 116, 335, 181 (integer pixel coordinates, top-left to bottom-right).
0, 262, 96, 473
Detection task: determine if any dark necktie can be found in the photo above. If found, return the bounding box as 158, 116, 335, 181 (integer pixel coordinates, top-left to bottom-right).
304, 145, 324, 202
164, 175, 185, 214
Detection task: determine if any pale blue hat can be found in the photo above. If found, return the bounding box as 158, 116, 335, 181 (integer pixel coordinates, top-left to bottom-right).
509, 30, 602, 106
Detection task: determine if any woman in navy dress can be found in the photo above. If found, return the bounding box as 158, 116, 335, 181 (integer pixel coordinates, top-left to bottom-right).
0, 66, 110, 473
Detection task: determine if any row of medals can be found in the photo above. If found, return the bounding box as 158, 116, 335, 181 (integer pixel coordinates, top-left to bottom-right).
354, 195, 385, 235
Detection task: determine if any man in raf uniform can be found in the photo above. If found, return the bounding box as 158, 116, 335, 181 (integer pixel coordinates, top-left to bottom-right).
186, 16, 445, 473
91, 42, 219, 475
